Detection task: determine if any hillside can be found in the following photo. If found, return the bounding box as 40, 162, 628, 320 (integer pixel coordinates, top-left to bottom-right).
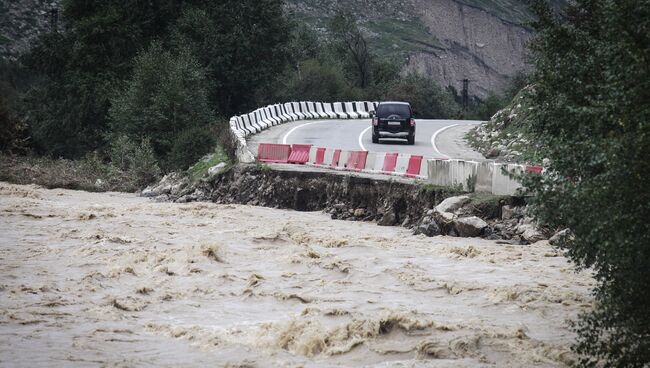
1, 0, 558, 98
286, 0, 558, 97
0, 0, 61, 60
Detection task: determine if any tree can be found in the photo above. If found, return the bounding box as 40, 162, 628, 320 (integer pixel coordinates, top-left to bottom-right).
525, 0, 650, 366
277, 58, 361, 102
22, 0, 193, 158
379, 74, 459, 119
170, 0, 292, 115
109, 42, 215, 170
329, 9, 372, 89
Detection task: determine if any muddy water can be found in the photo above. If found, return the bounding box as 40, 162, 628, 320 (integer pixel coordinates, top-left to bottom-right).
0, 182, 594, 367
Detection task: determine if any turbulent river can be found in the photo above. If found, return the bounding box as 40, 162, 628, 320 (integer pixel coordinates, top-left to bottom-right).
0, 182, 594, 367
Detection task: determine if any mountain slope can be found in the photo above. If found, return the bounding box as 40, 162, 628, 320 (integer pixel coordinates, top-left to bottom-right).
286, 0, 552, 97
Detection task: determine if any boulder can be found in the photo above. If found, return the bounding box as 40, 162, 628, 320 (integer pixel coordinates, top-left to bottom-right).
208, 162, 228, 176
353, 208, 365, 217
549, 229, 572, 246
486, 147, 500, 158
378, 212, 397, 226
434, 196, 470, 214
142, 172, 189, 198
517, 223, 545, 243
454, 216, 488, 237
414, 220, 440, 237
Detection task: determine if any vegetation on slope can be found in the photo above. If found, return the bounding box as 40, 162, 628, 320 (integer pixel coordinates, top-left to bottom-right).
523, 0, 650, 365
465, 85, 542, 163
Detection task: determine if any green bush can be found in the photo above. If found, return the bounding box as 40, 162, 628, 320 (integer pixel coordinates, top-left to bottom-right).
109, 135, 161, 187
379, 74, 459, 119
277, 58, 362, 102
109, 42, 215, 171
525, 0, 650, 366
168, 127, 216, 171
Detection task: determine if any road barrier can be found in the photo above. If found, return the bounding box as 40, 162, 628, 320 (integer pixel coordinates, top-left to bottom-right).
406, 156, 424, 178
382, 153, 399, 173
287, 144, 312, 164
229, 100, 379, 163
346, 151, 368, 171
234, 101, 540, 195
258, 144, 291, 163
255, 144, 543, 195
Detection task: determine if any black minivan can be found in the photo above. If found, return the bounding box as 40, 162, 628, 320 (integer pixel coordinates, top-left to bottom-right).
371, 101, 416, 145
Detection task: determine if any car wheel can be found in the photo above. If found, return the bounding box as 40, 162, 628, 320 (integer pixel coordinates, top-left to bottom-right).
372, 133, 379, 144
407, 133, 415, 145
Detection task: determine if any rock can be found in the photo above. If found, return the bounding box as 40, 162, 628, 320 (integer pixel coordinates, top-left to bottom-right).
434, 196, 470, 214
414, 221, 440, 237
141, 187, 157, 198
208, 162, 227, 176
501, 205, 520, 220
517, 224, 545, 243
378, 212, 397, 226
454, 216, 488, 237
353, 208, 365, 217
549, 229, 572, 246
486, 147, 500, 158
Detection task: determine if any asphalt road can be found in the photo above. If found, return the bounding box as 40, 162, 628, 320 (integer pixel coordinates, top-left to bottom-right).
248, 119, 486, 160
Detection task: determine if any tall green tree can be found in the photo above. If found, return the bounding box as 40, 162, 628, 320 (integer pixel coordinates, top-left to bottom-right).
109, 42, 215, 170
22, 0, 198, 158
525, 0, 650, 366
328, 9, 371, 89
171, 0, 292, 115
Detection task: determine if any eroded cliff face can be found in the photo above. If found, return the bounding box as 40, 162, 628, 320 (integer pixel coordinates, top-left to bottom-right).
287, 0, 534, 97
407, 0, 532, 97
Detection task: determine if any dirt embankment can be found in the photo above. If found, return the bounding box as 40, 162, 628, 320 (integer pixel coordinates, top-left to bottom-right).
146, 165, 542, 243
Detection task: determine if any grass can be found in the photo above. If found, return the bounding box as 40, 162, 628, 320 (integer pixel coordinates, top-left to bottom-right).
364, 18, 444, 60
187, 145, 231, 181
255, 162, 272, 172
421, 183, 464, 195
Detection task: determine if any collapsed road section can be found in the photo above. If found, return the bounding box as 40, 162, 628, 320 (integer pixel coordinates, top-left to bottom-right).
144, 164, 552, 244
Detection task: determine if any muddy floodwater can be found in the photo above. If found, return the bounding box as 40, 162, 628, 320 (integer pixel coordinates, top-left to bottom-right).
0, 182, 594, 367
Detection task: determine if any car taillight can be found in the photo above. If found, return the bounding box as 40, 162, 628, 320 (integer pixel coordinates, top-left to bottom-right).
410, 119, 416, 127
372, 118, 378, 126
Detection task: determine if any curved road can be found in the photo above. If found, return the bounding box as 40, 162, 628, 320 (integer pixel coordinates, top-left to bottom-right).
248, 119, 485, 160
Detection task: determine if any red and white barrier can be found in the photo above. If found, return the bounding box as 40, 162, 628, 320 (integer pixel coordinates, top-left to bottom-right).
258, 144, 291, 163
287, 144, 312, 164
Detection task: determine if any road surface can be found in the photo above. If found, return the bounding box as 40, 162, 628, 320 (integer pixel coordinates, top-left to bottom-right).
248, 119, 486, 160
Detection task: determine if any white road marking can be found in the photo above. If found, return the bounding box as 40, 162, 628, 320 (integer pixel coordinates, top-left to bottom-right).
430, 124, 459, 158
358, 126, 372, 151
282, 121, 322, 144
430, 122, 483, 159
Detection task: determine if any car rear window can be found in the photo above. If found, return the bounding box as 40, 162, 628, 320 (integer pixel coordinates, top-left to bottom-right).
377, 104, 410, 118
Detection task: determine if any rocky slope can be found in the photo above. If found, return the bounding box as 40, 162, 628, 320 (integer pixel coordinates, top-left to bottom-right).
0, 0, 62, 60
465, 84, 543, 162
286, 0, 559, 97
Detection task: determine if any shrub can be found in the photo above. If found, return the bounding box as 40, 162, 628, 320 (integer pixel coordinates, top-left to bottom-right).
168, 126, 216, 171
379, 74, 459, 119
109, 135, 161, 187
525, 0, 650, 365
109, 42, 215, 170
